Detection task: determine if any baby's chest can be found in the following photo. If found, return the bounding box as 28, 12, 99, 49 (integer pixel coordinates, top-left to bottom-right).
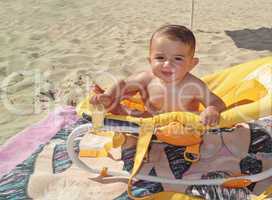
147, 83, 196, 111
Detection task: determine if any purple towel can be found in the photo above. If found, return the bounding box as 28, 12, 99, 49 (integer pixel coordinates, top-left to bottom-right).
0, 106, 79, 177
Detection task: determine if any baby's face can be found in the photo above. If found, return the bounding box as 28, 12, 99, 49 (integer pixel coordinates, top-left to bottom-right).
149, 36, 195, 83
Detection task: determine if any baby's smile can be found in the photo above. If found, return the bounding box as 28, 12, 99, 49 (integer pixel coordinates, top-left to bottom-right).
161, 69, 174, 77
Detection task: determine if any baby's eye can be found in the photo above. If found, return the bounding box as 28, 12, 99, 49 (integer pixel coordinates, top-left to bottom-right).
155, 56, 164, 60
175, 57, 183, 61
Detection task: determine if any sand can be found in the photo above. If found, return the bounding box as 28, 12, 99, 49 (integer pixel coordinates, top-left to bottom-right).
0, 0, 271, 145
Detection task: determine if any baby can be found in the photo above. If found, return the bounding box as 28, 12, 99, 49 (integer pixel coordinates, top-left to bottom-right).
91, 25, 226, 126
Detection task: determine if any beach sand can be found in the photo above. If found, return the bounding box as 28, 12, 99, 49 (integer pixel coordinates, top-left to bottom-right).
0, 0, 271, 145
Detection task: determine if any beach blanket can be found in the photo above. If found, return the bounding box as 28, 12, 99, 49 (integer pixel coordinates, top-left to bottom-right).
0, 107, 272, 200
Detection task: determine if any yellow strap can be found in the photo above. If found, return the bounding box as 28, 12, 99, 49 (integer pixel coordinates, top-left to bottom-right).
253, 185, 272, 200
127, 122, 203, 200
127, 123, 154, 199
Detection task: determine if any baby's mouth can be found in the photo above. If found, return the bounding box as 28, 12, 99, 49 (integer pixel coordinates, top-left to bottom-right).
161, 70, 174, 77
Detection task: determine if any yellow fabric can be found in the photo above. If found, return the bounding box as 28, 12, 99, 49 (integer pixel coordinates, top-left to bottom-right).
127, 123, 154, 199
121, 99, 146, 112
156, 122, 202, 146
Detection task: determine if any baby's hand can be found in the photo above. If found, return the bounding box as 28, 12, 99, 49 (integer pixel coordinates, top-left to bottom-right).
200, 106, 220, 126
89, 84, 113, 108
90, 93, 113, 108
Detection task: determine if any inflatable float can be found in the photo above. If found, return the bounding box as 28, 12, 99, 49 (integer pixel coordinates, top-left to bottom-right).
67, 56, 272, 200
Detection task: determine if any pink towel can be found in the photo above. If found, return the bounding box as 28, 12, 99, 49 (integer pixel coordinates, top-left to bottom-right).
0, 106, 79, 177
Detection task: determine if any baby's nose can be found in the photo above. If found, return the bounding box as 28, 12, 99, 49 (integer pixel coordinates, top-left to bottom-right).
163, 60, 172, 68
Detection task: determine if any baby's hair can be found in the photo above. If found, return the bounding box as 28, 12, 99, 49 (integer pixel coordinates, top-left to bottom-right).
150, 24, 196, 55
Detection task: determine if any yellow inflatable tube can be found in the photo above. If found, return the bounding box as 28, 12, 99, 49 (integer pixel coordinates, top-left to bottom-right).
77, 56, 272, 129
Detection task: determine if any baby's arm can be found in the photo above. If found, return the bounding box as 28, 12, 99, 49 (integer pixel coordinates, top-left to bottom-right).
192, 77, 226, 126
90, 70, 153, 114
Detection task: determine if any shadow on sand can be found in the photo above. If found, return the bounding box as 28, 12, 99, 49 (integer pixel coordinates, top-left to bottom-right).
225, 27, 272, 51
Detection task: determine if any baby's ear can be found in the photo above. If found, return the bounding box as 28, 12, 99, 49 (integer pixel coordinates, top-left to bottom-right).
188, 57, 199, 71
192, 57, 199, 67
